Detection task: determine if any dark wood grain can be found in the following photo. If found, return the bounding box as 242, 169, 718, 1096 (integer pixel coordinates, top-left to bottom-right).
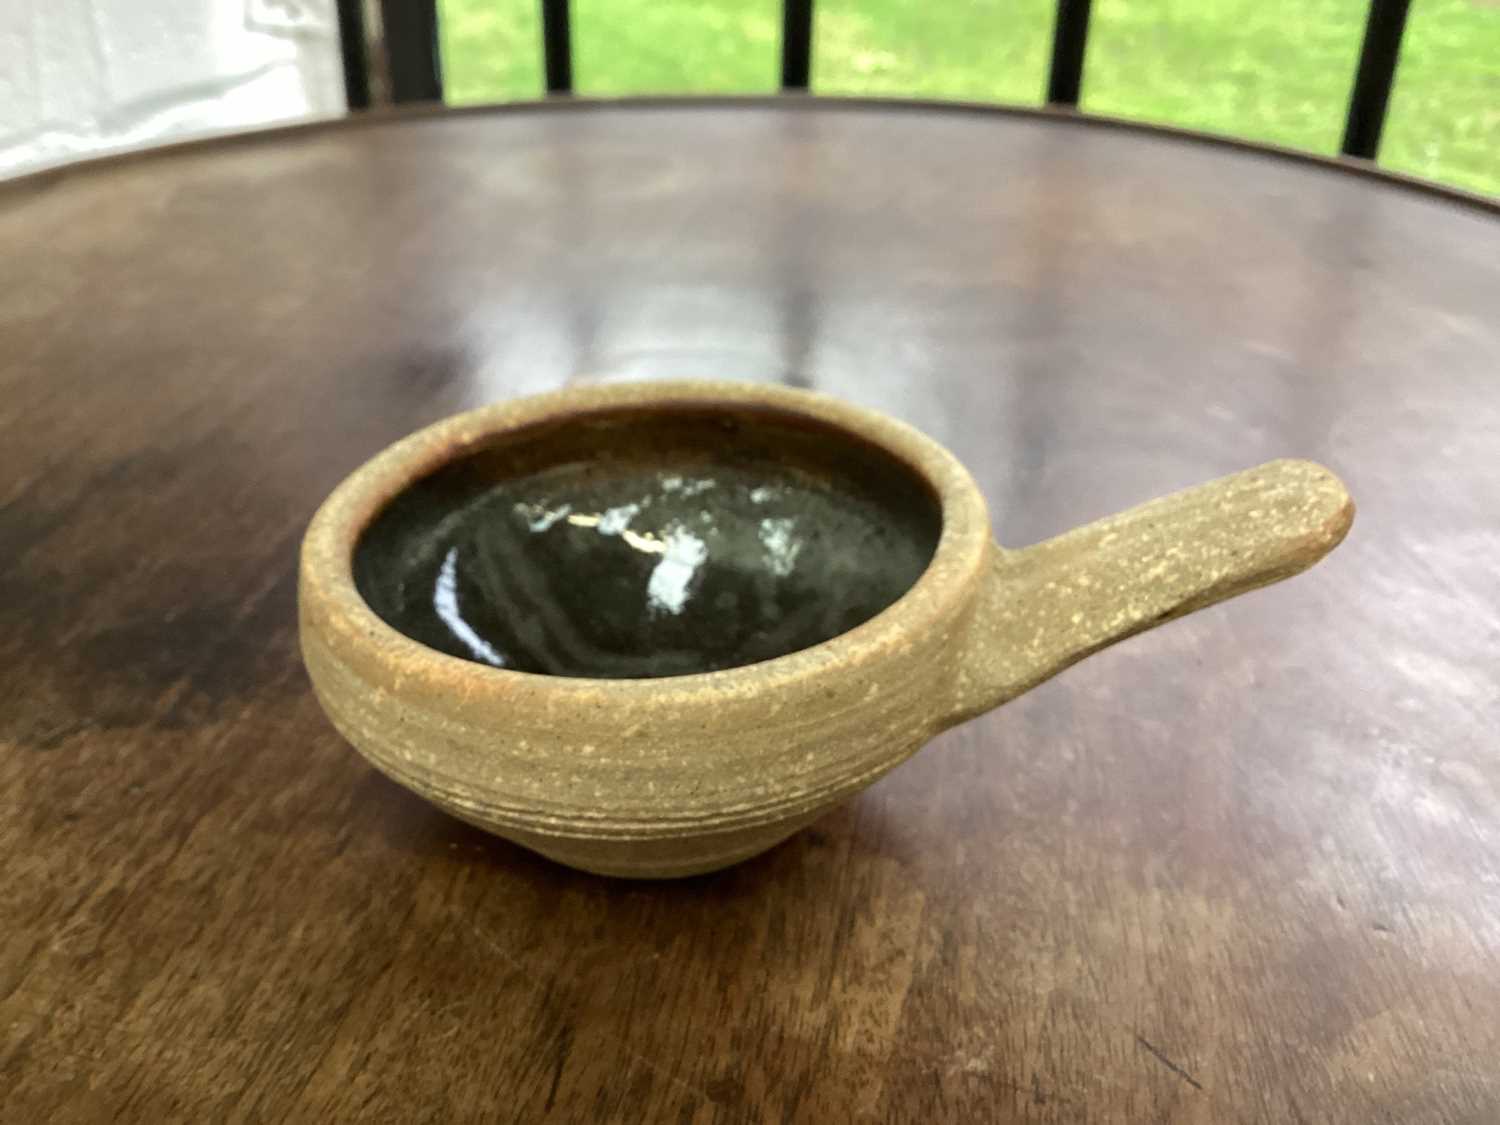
3, 100, 1498, 1124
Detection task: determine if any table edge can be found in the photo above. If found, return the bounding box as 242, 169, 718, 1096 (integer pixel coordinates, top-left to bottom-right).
3, 95, 1495, 220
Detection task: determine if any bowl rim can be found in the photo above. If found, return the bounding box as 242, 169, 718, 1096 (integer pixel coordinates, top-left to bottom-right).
299, 379, 992, 703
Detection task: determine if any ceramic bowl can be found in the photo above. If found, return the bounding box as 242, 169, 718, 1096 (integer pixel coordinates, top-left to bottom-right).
299, 381, 1353, 877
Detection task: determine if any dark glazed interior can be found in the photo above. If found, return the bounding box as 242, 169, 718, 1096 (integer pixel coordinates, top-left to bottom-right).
354, 404, 943, 678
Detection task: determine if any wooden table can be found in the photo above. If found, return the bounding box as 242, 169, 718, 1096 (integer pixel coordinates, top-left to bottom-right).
3, 100, 1497, 1123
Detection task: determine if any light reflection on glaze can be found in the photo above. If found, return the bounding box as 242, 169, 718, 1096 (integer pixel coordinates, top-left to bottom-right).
647, 527, 708, 615
757, 517, 800, 577
434, 547, 507, 666
523, 503, 571, 532
517, 482, 716, 618
660, 475, 717, 498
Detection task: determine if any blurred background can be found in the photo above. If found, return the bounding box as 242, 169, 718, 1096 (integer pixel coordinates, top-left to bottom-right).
3, 0, 1496, 194
1, 1, 346, 177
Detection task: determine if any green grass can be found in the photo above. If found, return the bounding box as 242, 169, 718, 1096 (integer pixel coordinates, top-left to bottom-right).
438, 0, 1500, 196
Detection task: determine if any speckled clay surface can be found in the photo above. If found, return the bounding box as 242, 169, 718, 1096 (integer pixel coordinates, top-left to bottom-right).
298, 381, 1353, 877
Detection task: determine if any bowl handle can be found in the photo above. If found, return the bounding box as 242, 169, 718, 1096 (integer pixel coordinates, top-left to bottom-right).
943, 459, 1354, 727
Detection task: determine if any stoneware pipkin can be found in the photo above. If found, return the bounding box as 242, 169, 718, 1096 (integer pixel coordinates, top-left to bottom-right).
299, 381, 1354, 878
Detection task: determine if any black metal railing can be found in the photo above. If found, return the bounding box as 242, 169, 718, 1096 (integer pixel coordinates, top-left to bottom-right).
337, 0, 372, 110
336, 0, 1416, 164
1045, 0, 1092, 107
1341, 0, 1412, 159
781, 0, 814, 91
541, 0, 573, 94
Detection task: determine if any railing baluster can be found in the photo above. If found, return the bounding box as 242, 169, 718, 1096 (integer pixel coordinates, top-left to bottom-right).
381, 0, 444, 103
542, 0, 573, 94
782, 0, 814, 91
1047, 0, 1093, 107
336, 0, 372, 110
1342, 0, 1412, 159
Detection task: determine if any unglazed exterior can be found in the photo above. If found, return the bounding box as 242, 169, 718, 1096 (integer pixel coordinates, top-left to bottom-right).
299, 382, 1353, 877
